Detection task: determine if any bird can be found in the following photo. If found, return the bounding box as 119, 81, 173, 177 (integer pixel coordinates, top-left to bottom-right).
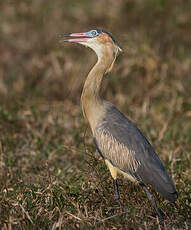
60, 29, 178, 223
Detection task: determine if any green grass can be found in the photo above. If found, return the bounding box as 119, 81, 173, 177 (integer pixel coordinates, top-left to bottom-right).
0, 0, 191, 229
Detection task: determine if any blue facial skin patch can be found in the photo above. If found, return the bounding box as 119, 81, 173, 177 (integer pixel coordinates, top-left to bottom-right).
85, 29, 119, 47
86, 30, 100, 38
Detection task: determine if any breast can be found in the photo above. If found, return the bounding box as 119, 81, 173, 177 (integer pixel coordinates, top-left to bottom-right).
82, 100, 108, 133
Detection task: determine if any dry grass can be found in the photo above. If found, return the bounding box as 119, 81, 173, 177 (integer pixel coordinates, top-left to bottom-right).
0, 0, 191, 229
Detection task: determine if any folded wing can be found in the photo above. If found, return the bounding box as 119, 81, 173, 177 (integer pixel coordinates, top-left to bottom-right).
94, 104, 177, 202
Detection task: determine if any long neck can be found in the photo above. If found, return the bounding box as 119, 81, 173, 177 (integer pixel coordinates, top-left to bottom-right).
81, 47, 116, 130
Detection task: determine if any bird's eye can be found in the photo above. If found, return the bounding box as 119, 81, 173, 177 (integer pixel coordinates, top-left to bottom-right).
91, 30, 97, 36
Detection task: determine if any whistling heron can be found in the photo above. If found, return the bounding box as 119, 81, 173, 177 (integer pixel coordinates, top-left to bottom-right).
61, 29, 178, 222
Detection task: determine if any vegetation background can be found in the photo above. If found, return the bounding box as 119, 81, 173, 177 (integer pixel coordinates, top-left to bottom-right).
0, 0, 191, 229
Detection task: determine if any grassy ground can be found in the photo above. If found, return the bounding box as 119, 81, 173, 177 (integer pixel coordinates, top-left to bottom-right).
0, 0, 191, 229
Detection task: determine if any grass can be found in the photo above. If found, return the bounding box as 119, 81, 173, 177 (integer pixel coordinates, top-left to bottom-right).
0, 0, 191, 229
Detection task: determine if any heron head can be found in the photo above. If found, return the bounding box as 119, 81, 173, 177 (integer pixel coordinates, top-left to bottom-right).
60, 29, 122, 60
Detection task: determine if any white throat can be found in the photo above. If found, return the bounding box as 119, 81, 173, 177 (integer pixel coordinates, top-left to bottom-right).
80, 40, 103, 61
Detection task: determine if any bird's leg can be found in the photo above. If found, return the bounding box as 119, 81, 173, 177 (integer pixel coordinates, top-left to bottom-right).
105, 160, 121, 204
113, 179, 120, 203
142, 185, 164, 225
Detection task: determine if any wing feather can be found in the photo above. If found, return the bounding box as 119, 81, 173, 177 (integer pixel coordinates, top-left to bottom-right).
93, 103, 177, 201
95, 125, 141, 177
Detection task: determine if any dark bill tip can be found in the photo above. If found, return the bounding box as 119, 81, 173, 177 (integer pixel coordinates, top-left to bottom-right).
57, 33, 72, 38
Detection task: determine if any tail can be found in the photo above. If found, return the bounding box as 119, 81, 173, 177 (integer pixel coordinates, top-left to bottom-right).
150, 169, 178, 202
137, 155, 178, 202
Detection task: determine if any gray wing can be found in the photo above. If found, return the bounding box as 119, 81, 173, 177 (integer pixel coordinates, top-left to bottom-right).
94, 104, 177, 201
